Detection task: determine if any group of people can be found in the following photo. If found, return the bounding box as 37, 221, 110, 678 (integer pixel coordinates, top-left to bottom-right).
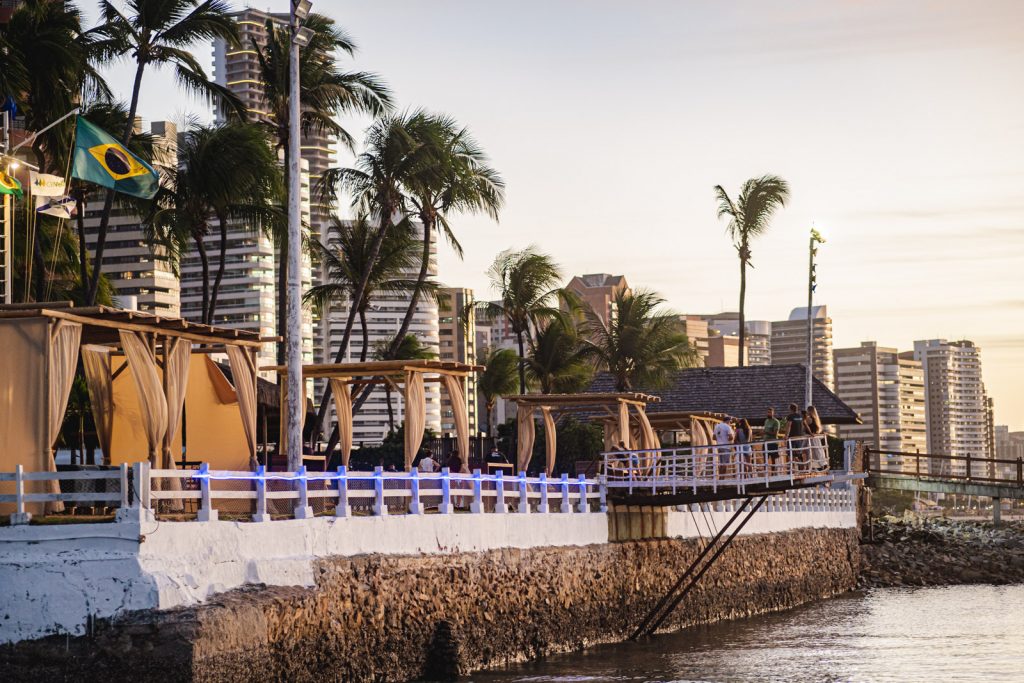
410, 446, 510, 474
712, 403, 828, 471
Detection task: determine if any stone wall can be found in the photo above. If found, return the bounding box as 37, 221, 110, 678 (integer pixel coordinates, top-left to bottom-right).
2, 527, 859, 682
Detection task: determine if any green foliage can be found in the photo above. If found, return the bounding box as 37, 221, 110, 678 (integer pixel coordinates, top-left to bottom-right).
348, 425, 437, 471
528, 416, 603, 475
478, 347, 520, 433
525, 315, 593, 394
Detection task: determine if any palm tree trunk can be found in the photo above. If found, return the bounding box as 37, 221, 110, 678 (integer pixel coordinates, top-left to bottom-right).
385, 383, 395, 434
358, 308, 369, 362
738, 254, 747, 367
194, 233, 210, 324
87, 59, 147, 305
516, 331, 527, 394
74, 192, 88, 291
387, 211, 432, 357
208, 213, 230, 325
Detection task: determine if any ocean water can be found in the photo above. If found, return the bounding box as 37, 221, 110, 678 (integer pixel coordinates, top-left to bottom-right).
467, 585, 1024, 683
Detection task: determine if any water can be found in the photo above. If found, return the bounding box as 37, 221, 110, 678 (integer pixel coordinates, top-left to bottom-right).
468, 585, 1024, 683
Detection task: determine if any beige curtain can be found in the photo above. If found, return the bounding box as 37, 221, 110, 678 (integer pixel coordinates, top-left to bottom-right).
119, 331, 168, 464
329, 378, 353, 467
81, 345, 114, 465
162, 338, 190, 472
226, 345, 258, 470
45, 321, 82, 513
516, 404, 535, 472
541, 406, 557, 475
440, 374, 470, 473
617, 401, 632, 450
403, 370, 426, 471
603, 421, 618, 451
634, 406, 660, 471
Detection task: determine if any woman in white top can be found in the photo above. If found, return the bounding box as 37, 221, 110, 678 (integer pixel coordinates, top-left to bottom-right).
418, 452, 438, 473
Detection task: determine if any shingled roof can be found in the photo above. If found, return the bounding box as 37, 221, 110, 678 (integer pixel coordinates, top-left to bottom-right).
586, 364, 861, 425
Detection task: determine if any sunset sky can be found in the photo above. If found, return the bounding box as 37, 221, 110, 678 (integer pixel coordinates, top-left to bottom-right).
100, 0, 1024, 429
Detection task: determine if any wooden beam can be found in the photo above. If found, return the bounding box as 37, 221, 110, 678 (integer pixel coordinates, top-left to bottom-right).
35, 309, 263, 347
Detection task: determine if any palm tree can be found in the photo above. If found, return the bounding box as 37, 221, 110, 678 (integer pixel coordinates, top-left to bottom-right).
713, 175, 790, 366
584, 289, 701, 392
86, 0, 245, 304
304, 217, 421, 363
486, 246, 563, 393
524, 315, 593, 394
477, 347, 519, 436
386, 114, 504, 357
373, 334, 435, 434
252, 13, 391, 361
149, 121, 282, 324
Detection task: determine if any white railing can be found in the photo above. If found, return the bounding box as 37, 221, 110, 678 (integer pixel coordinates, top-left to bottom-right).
603, 435, 831, 494
673, 486, 855, 514
1, 463, 604, 525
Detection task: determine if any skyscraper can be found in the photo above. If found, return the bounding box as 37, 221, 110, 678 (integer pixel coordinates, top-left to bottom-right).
771, 305, 834, 388
834, 342, 927, 471
701, 313, 771, 366
913, 339, 990, 476
438, 287, 478, 436
82, 119, 180, 316
565, 273, 630, 326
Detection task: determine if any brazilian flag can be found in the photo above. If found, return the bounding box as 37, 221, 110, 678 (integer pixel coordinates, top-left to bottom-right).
0, 169, 22, 197
72, 116, 158, 199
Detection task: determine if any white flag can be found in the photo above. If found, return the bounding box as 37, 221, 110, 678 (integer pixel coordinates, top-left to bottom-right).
29, 171, 66, 197
35, 195, 77, 220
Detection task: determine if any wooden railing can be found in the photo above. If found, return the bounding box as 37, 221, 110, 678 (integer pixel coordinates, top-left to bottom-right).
864, 448, 1024, 487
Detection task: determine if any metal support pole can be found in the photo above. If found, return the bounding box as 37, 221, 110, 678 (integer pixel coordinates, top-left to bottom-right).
284, 0, 304, 471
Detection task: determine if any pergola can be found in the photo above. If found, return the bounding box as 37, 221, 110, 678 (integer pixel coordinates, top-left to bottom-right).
267, 360, 483, 472
506, 392, 661, 475
619, 410, 730, 449
0, 303, 263, 514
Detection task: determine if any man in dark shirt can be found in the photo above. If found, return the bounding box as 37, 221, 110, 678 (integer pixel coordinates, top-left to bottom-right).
785, 403, 805, 438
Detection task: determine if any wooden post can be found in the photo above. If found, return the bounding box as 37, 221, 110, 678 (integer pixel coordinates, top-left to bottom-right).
11, 464, 31, 525
439, 467, 453, 514
493, 471, 507, 514
253, 465, 270, 522
197, 463, 218, 522
470, 469, 483, 514
119, 463, 129, 510
518, 471, 530, 514
1017, 457, 1022, 486
294, 465, 313, 519
966, 453, 973, 480
373, 466, 388, 516
599, 474, 608, 513
335, 465, 350, 517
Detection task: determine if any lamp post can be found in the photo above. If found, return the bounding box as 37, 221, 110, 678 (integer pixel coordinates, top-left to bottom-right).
286, 0, 313, 471
805, 228, 825, 408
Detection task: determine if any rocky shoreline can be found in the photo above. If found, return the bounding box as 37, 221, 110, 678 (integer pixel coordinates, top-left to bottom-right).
859, 517, 1024, 588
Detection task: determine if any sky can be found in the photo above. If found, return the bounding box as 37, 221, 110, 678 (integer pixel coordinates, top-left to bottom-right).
97, 0, 1024, 429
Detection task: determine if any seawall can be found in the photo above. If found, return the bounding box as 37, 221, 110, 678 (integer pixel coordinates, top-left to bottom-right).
0, 493, 859, 681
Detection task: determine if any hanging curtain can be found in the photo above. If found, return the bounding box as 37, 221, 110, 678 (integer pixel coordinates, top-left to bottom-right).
440, 374, 470, 473
118, 331, 168, 464
162, 338, 190, 471
516, 404, 535, 473
45, 321, 82, 514
541, 406, 557, 476
603, 421, 618, 451
81, 345, 113, 465
403, 370, 426, 471
634, 406, 661, 472
328, 378, 353, 468
617, 401, 632, 450
226, 345, 258, 470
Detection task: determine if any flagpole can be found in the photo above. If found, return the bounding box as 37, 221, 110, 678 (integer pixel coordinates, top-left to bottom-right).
10, 107, 80, 155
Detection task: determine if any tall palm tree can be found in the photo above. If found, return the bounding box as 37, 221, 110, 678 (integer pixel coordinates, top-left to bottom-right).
477, 347, 519, 435
486, 246, 563, 393
86, 0, 245, 304
149, 121, 282, 324
252, 13, 391, 361
304, 217, 421, 363
713, 175, 790, 366
524, 315, 593, 394
373, 334, 435, 434
386, 114, 504, 357
584, 289, 700, 392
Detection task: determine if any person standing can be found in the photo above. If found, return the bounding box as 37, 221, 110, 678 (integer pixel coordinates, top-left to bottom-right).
806, 405, 828, 470
763, 408, 782, 473
713, 416, 736, 472
785, 403, 806, 467
735, 419, 752, 475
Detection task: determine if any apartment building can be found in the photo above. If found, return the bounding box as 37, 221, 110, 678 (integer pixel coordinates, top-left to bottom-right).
771, 305, 834, 389
438, 287, 478, 436
565, 273, 630, 326
834, 342, 927, 472
702, 313, 771, 366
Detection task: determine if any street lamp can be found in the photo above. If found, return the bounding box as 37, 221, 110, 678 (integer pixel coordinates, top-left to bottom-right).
284, 0, 311, 471
805, 228, 826, 409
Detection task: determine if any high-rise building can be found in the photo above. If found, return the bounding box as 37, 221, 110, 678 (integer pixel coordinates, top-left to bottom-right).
913, 339, 990, 476
318, 220, 441, 444
438, 287, 478, 436
834, 342, 927, 471
995, 426, 1024, 480
771, 306, 833, 388
82, 119, 180, 316
706, 334, 742, 367
701, 313, 771, 366
565, 273, 630, 325
678, 315, 710, 365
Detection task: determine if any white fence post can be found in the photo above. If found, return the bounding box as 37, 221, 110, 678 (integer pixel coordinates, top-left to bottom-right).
373, 466, 388, 516
494, 471, 507, 514
294, 465, 313, 519
576, 474, 589, 513
439, 468, 453, 514
517, 471, 530, 514
119, 463, 129, 510
253, 465, 271, 522
470, 469, 483, 514
335, 465, 350, 517
599, 475, 608, 512
197, 463, 218, 522
408, 468, 423, 514
11, 464, 31, 525
560, 473, 573, 514
538, 473, 550, 513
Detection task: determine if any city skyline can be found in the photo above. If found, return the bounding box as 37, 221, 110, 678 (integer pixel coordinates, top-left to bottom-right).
95, 0, 1024, 429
